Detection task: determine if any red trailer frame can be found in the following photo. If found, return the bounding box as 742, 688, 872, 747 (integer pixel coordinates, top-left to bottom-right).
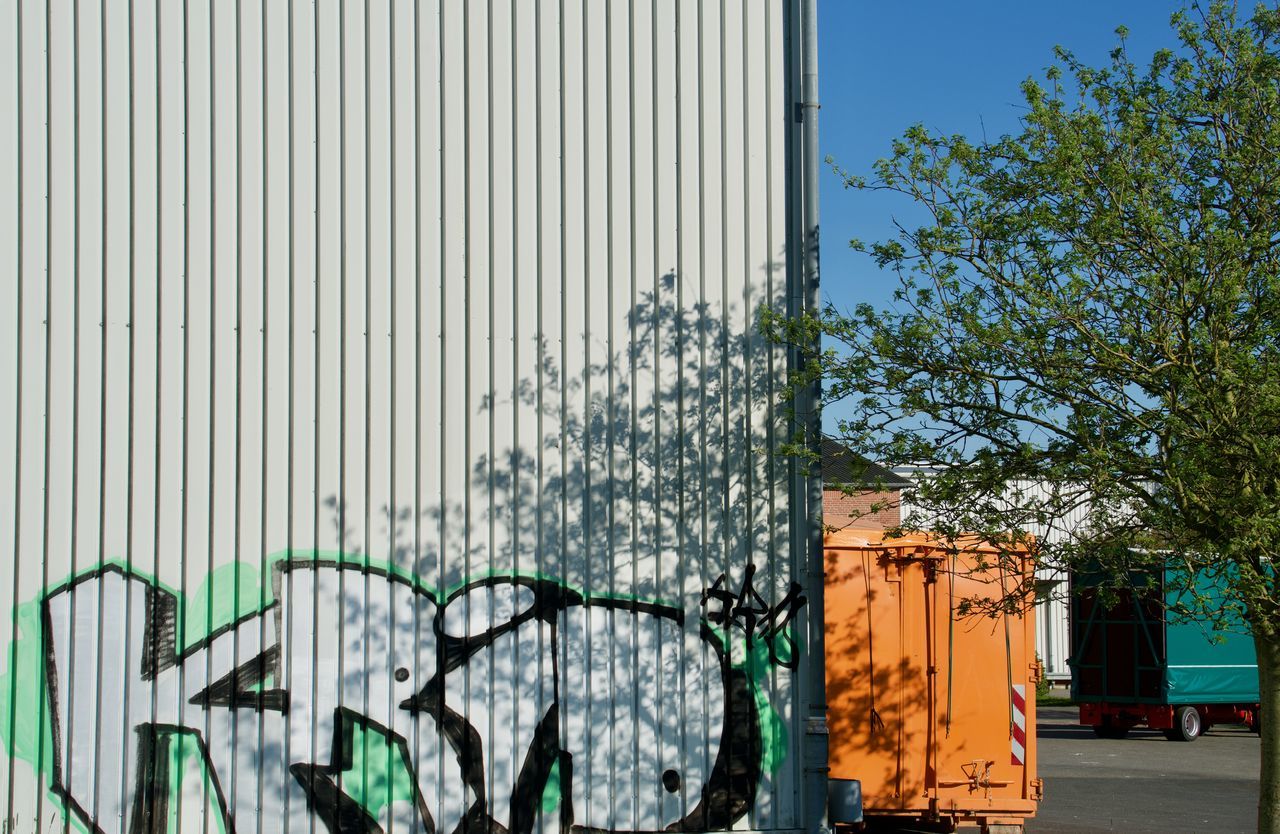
1080, 701, 1260, 741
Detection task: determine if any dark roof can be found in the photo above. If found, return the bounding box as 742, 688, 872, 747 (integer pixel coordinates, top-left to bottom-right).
821, 439, 913, 490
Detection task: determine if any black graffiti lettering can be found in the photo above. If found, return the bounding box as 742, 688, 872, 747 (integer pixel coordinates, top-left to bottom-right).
189, 645, 289, 711
40, 566, 258, 834
292, 762, 385, 834
291, 709, 437, 834
668, 625, 764, 833
129, 725, 171, 834
507, 706, 560, 834
757, 584, 808, 669
39, 562, 788, 834
434, 578, 585, 678
422, 702, 491, 832
128, 725, 234, 834
700, 567, 807, 667
140, 589, 179, 681
702, 565, 773, 645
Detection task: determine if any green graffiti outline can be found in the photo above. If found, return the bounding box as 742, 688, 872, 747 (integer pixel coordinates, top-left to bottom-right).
342, 720, 420, 823
0, 550, 797, 828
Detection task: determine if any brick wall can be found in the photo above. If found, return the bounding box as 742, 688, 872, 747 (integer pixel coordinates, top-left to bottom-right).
822, 488, 901, 531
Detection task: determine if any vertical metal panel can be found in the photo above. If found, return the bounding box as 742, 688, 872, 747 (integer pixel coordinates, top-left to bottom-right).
0, 0, 19, 813
1, 2, 815, 832
1007, 481, 1089, 683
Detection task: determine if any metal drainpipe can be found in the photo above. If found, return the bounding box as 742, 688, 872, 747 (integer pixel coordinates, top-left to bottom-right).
799, 2, 829, 834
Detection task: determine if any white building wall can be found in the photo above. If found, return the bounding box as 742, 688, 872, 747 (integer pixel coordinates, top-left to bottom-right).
0, 2, 815, 832
1004, 481, 1094, 683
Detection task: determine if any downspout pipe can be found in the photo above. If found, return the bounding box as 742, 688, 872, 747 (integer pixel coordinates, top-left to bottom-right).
799, 2, 829, 834
801, 0, 822, 558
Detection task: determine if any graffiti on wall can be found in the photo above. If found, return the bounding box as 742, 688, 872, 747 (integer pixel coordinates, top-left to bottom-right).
701, 567, 806, 670
2, 555, 803, 834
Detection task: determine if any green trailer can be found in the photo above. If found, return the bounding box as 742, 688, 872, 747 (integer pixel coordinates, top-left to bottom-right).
1069, 567, 1260, 741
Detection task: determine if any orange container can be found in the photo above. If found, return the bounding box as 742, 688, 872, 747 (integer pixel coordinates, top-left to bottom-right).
824, 530, 1042, 832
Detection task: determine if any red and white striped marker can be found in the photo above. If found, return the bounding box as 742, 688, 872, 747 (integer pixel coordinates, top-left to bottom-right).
1011, 684, 1027, 765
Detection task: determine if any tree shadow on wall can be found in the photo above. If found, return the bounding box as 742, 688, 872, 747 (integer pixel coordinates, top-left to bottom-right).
24, 272, 807, 834
322, 272, 794, 601
311, 272, 805, 834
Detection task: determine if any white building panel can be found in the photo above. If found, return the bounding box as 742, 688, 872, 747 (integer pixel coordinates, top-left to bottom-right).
1, 2, 818, 832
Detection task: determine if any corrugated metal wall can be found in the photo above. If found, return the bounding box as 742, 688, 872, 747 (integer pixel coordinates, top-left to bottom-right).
1004, 481, 1091, 684
0, 1, 817, 832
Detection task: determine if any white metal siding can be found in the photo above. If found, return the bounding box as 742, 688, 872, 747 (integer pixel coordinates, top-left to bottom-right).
0, 2, 813, 832
1005, 481, 1093, 683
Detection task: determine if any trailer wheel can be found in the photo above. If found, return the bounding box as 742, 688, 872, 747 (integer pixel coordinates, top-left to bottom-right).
1163, 706, 1202, 741
1249, 710, 1262, 735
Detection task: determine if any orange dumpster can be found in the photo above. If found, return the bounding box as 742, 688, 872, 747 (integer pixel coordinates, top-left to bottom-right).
824, 529, 1042, 833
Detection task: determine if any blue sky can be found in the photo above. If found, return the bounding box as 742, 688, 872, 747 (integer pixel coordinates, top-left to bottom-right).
816, 1, 1191, 430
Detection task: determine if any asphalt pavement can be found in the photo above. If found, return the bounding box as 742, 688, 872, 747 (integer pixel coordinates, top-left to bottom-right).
1031, 706, 1260, 834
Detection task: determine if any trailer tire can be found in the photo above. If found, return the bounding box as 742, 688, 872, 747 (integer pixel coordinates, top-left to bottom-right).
1250, 710, 1262, 734
1164, 706, 1202, 741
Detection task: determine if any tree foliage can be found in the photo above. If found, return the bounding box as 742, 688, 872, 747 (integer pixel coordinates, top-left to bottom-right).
767, 4, 1280, 825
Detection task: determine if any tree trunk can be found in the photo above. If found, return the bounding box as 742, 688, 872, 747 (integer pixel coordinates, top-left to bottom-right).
1256, 631, 1280, 834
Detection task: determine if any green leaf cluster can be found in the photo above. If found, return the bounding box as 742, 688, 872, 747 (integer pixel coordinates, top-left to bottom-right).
769, 2, 1280, 632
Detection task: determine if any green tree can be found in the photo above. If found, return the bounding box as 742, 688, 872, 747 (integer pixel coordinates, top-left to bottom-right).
768, 3, 1280, 829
